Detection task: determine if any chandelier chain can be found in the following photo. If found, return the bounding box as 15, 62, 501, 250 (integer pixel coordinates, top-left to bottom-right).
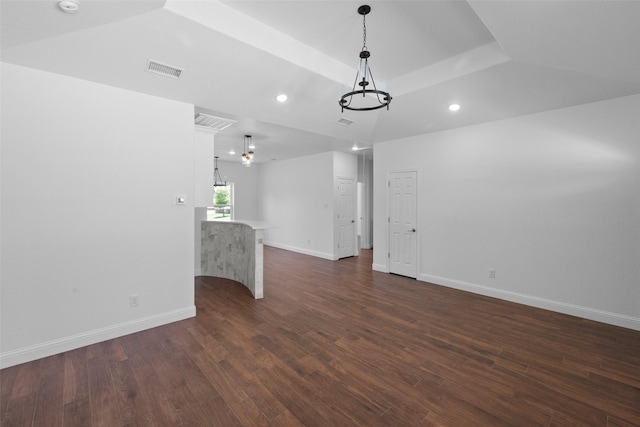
362, 13, 367, 51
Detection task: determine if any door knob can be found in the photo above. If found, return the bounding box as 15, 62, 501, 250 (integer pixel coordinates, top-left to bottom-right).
409, 228, 416, 232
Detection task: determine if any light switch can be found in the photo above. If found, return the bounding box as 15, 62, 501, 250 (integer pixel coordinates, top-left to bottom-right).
175, 196, 186, 205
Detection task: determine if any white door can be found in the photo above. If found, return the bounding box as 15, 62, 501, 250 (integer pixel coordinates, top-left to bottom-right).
389, 171, 417, 278
337, 177, 356, 259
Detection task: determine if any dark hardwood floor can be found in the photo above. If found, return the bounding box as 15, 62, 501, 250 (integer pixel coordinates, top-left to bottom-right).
2, 247, 639, 426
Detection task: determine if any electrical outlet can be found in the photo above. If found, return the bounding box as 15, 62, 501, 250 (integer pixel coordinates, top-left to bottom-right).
130, 294, 139, 307
488, 269, 496, 279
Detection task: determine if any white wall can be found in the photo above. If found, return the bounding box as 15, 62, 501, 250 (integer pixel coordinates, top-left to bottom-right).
215, 160, 260, 220
194, 128, 215, 275
259, 152, 336, 259
373, 94, 640, 330
194, 128, 215, 207
1, 63, 197, 367
333, 151, 358, 178
259, 151, 358, 260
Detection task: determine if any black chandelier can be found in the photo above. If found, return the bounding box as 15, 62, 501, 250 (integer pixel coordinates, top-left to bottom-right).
339, 5, 391, 112
213, 156, 226, 187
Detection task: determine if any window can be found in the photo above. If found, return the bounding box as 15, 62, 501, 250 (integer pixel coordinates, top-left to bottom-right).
208, 183, 233, 221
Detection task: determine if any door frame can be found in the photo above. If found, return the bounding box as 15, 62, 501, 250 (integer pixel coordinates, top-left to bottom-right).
386, 169, 419, 277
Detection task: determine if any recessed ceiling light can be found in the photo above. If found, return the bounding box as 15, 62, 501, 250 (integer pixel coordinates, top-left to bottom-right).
58, 0, 79, 13
449, 104, 461, 112
229, 150, 235, 155
276, 94, 288, 103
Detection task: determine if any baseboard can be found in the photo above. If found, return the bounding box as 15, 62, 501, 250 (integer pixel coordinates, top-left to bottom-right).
0, 306, 196, 369
372, 263, 389, 273
263, 241, 337, 261
419, 273, 640, 332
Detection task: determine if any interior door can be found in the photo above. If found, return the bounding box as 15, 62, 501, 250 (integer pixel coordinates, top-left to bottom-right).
389, 171, 417, 278
337, 177, 356, 259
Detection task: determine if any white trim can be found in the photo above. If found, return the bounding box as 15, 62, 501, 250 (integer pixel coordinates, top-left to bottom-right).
0, 306, 196, 369
372, 263, 389, 273
263, 242, 337, 261
420, 273, 640, 332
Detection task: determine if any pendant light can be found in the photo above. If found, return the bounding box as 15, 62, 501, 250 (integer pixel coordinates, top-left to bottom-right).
241, 135, 254, 167
339, 5, 392, 112
213, 156, 226, 187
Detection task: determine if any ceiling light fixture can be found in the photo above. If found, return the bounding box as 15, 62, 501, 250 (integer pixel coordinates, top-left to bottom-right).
352, 145, 372, 151
276, 94, 288, 102
58, 0, 79, 13
241, 135, 254, 167
449, 103, 461, 112
213, 156, 227, 187
339, 5, 391, 112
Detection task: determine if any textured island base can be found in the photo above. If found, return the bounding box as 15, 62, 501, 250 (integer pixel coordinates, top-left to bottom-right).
200, 220, 265, 299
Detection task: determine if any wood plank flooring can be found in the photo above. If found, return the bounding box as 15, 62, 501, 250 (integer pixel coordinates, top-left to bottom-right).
1, 247, 639, 426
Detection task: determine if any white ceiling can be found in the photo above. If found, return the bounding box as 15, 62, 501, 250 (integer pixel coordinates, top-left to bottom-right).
2, 0, 639, 164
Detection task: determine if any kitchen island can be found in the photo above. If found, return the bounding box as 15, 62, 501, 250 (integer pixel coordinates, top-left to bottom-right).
200, 220, 274, 299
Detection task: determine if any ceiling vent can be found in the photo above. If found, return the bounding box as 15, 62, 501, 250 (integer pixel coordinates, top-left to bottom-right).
146, 59, 183, 79
338, 117, 354, 126
195, 113, 236, 131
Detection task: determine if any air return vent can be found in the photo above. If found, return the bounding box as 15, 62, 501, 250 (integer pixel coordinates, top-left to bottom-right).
194, 113, 236, 131
146, 59, 183, 79
338, 117, 354, 126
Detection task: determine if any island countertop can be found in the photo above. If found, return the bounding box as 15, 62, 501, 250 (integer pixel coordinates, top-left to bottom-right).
203, 219, 276, 230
